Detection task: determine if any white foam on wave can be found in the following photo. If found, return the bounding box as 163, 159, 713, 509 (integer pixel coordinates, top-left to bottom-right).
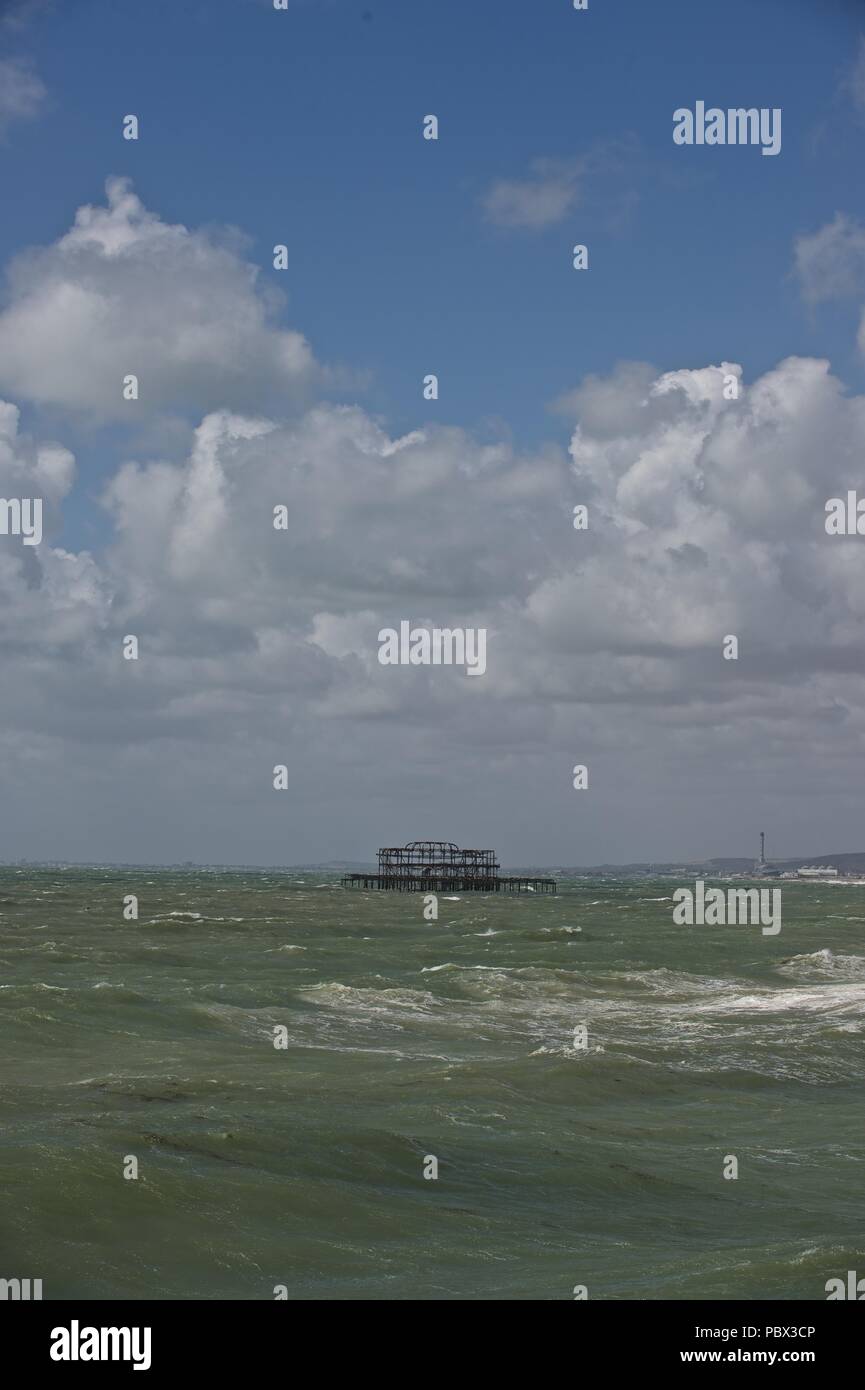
2, 981, 68, 991
530, 1043, 605, 1059
148, 911, 204, 922
776, 948, 865, 982
298, 981, 441, 1016
687, 983, 865, 1017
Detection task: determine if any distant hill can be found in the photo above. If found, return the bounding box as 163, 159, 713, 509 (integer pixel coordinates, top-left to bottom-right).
707, 853, 865, 874
543, 852, 865, 876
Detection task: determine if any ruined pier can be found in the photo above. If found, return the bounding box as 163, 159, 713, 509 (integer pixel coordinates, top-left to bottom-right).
341, 840, 556, 894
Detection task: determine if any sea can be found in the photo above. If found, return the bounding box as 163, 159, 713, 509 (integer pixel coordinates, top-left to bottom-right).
1, 867, 863, 1301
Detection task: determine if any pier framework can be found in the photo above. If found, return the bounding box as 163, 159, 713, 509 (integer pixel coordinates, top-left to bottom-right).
341, 841, 556, 894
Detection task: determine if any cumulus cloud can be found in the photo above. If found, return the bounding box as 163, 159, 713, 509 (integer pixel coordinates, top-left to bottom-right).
0, 178, 317, 419
98, 404, 569, 665
0, 401, 107, 651
0, 397, 573, 864
528, 357, 847, 668
0, 56, 45, 136
3, 345, 865, 861
4, 353, 864, 747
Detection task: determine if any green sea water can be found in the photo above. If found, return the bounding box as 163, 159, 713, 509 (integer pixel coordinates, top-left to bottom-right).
1, 867, 863, 1301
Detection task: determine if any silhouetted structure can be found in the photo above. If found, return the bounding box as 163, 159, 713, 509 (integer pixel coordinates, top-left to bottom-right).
754, 829, 780, 877
342, 840, 556, 894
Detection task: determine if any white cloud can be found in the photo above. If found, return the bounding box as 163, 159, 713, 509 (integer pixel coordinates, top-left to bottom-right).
0, 178, 317, 419
481, 156, 585, 230
794, 213, 865, 304
0, 56, 45, 137
793, 213, 865, 362
0, 402, 107, 651
99, 404, 569, 642
480, 139, 641, 231
3, 352, 862, 754
495, 350, 843, 684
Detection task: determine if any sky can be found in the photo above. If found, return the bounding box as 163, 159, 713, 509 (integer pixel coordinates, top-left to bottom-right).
1, 0, 865, 866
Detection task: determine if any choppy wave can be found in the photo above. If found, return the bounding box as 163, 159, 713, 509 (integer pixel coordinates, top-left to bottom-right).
776, 948, 865, 981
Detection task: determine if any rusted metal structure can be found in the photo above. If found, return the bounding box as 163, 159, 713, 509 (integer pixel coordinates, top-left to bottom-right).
341, 840, 556, 894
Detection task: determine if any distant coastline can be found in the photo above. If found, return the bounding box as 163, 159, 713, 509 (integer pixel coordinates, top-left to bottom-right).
3, 852, 865, 876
